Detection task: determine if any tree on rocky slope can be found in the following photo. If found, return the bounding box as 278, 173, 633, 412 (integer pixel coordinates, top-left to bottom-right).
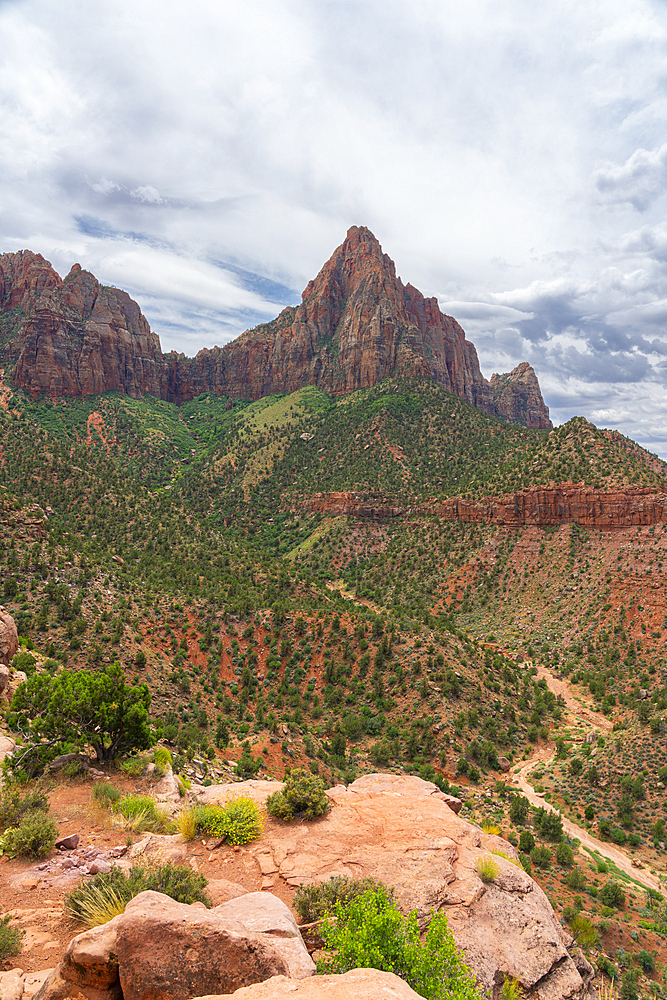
11, 662, 153, 763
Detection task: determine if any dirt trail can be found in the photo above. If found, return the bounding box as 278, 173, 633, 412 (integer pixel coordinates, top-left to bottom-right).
512, 662, 663, 894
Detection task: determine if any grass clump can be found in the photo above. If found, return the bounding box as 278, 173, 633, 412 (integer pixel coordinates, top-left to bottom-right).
113, 794, 170, 833
318, 885, 481, 1000
266, 770, 329, 821
1, 811, 58, 859
0, 914, 24, 960
153, 748, 172, 775
481, 822, 501, 835
92, 782, 122, 807
475, 856, 500, 884
294, 875, 389, 924
176, 797, 262, 846
65, 862, 210, 927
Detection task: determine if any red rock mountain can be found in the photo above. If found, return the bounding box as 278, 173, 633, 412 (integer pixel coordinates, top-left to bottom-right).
0, 229, 551, 429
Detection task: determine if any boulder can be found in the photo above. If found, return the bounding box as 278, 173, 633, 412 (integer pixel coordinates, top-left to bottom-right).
0, 969, 25, 1000
153, 767, 181, 804
193, 780, 284, 808
56, 834, 80, 851
214, 894, 314, 979
129, 834, 187, 865
0, 664, 9, 694
194, 969, 424, 999
32, 917, 122, 1000
49, 754, 90, 773
115, 891, 296, 1000
0, 607, 18, 666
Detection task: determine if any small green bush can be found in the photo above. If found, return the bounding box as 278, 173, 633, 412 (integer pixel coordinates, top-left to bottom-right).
1, 811, 58, 858
222, 796, 263, 845
530, 845, 552, 869
118, 757, 147, 778
566, 868, 587, 891
597, 955, 618, 980
555, 842, 573, 866
184, 797, 263, 846
63, 760, 84, 778
318, 886, 481, 1000
0, 783, 49, 829
0, 914, 24, 960
266, 770, 329, 821
294, 876, 390, 924
599, 880, 625, 909
65, 862, 210, 926
153, 748, 172, 770
518, 830, 534, 853
92, 782, 122, 807
636, 949, 654, 973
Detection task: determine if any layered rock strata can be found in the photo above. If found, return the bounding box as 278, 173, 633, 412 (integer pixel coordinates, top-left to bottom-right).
0, 233, 551, 429
298, 486, 667, 529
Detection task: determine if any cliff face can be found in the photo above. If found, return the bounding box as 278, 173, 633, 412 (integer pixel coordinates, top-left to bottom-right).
2, 252, 166, 399
299, 486, 667, 529
490, 362, 551, 430
1, 232, 551, 429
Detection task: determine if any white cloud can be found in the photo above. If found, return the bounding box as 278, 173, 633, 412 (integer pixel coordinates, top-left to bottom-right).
2, 0, 667, 453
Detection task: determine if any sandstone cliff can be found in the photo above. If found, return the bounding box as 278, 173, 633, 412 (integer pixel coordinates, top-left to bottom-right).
298, 485, 667, 529
0, 232, 551, 429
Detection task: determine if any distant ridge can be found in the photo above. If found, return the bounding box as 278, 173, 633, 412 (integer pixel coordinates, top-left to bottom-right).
0, 228, 551, 429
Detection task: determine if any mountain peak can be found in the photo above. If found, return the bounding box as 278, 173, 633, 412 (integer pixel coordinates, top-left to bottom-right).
0, 232, 551, 429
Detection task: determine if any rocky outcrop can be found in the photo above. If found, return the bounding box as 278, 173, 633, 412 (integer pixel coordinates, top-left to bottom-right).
298, 485, 667, 529
1, 253, 166, 399
1, 234, 550, 429
490, 362, 551, 430
437, 484, 667, 528
0, 606, 18, 665
243, 773, 593, 1000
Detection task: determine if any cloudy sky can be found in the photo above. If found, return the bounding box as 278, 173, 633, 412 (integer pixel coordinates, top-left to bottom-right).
2, 1, 667, 455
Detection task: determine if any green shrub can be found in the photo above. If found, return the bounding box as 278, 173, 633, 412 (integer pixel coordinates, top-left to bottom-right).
294, 876, 390, 924
597, 955, 618, 980
566, 868, 587, 891
0, 783, 49, 829
636, 949, 654, 973
318, 886, 481, 1000
65, 862, 210, 926
530, 845, 552, 869
184, 797, 263, 846
91, 782, 121, 807
266, 770, 329, 821
222, 796, 263, 845
599, 881, 625, 909
1, 811, 58, 858
0, 914, 24, 960
118, 757, 147, 778
63, 760, 84, 778
518, 830, 534, 853
11, 652, 37, 674
555, 842, 573, 866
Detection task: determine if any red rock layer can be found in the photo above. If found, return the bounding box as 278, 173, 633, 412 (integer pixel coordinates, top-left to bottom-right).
299, 486, 667, 529
1, 232, 552, 429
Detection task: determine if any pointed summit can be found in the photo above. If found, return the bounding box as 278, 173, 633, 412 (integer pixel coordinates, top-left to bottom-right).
1, 230, 551, 428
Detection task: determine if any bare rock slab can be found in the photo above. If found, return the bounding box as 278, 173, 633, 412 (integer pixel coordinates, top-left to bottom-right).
195, 969, 424, 999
